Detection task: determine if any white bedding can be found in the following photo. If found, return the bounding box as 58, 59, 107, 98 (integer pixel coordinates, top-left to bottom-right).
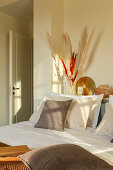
0, 121, 113, 166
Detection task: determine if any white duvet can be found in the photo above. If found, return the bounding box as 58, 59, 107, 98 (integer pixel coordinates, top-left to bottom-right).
0, 121, 113, 166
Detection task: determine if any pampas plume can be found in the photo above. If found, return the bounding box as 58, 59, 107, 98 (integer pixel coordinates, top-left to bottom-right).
64, 33, 72, 59
46, 33, 58, 57
78, 27, 96, 72
46, 33, 62, 80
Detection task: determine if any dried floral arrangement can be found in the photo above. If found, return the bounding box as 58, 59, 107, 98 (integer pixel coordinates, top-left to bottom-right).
46, 26, 95, 87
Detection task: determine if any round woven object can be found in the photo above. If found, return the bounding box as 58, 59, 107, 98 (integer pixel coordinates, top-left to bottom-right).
76, 76, 96, 95
0, 161, 29, 170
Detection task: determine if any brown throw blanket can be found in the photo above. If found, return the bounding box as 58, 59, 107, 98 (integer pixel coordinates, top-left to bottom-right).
19, 144, 113, 170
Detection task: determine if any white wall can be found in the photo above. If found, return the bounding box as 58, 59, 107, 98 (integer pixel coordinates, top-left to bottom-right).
64, 0, 113, 87
0, 12, 31, 126
34, 0, 64, 111
34, 0, 51, 111
51, 0, 64, 94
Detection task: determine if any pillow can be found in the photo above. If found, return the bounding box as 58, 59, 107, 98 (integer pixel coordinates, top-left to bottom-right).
34, 100, 72, 131
87, 94, 104, 128
29, 94, 71, 124
19, 144, 113, 170
66, 98, 94, 130
109, 95, 113, 103
96, 103, 113, 136
50, 92, 97, 98
29, 101, 45, 125
30, 93, 103, 128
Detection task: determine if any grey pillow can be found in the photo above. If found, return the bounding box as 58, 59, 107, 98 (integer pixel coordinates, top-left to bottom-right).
34, 100, 72, 131
18, 144, 113, 170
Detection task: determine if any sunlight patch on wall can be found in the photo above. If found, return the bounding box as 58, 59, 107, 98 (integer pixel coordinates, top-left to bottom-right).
51, 58, 64, 94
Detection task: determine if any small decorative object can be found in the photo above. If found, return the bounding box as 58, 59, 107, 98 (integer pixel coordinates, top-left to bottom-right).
95, 85, 113, 98
76, 76, 96, 95
46, 26, 95, 94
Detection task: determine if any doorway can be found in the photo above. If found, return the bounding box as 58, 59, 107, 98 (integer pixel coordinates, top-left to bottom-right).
0, 0, 33, 125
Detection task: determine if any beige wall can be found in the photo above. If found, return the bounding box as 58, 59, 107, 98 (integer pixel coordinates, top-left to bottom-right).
64, 0, 113, 87
0, 12, 31, 126
34, 0, 64, 111
34, 0, 51, 111
51, 0, 64, 94
34, 0, 113, 111
29, 22, 33, 38
51, 0, 64, 51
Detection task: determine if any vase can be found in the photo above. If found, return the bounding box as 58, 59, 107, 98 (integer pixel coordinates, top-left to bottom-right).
64, 78, 75, 95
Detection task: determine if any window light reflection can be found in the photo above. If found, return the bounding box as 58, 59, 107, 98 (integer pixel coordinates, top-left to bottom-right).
54, 131, 91, 147
51, 58, 63, 94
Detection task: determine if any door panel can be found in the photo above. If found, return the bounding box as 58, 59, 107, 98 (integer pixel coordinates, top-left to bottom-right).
9, 31, 32, 124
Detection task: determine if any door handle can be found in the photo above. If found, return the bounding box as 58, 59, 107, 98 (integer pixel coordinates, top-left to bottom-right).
13, 87, 20, 90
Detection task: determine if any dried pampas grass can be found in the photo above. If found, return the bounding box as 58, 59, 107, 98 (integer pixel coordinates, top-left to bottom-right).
46, 26, 95, 84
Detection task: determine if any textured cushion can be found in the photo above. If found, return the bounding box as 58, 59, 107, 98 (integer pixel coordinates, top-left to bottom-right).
29, 94, 71, 125
19, 144, 113, 170
34, 100, 72, 131
96, 103, 113, 136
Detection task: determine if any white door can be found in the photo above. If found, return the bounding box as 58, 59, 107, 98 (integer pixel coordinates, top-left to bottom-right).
9, 30, 33, 124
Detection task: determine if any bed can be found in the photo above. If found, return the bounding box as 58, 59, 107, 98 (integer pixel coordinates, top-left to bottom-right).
0, 94, 113, 169
0, 121, 113, 166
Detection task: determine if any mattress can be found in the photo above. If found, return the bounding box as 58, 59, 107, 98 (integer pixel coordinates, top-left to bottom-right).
0, 121, 113, 166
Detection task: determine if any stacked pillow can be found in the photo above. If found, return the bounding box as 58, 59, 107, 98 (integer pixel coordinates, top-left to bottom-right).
51, 93, 104, 128
30, 93, 104, 131
96, 95, 113, 137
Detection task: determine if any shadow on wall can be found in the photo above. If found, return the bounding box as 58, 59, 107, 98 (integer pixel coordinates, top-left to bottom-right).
83, 31, 103, 73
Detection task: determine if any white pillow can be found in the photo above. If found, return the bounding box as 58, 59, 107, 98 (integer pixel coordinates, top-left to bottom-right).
50, 92, 96, 98
87, 94, 104, 128
29, 101, 45, 125
96, 103, 113, 136
109, 95, 113, 103
66, 98, 94, 130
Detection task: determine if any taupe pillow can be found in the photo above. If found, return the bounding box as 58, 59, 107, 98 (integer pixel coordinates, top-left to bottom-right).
34, 100, 72, 131
18, 144, 113, 170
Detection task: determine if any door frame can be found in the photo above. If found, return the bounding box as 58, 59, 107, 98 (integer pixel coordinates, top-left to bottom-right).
2, 0, 34, 124
9, 30, 13, 124
9, 30, 33, 124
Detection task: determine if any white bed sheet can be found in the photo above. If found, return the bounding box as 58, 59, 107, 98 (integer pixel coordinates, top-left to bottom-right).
0, 121, 113, 166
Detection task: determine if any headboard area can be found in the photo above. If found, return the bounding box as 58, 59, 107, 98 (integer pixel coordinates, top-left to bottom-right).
97, 98, 109, 125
